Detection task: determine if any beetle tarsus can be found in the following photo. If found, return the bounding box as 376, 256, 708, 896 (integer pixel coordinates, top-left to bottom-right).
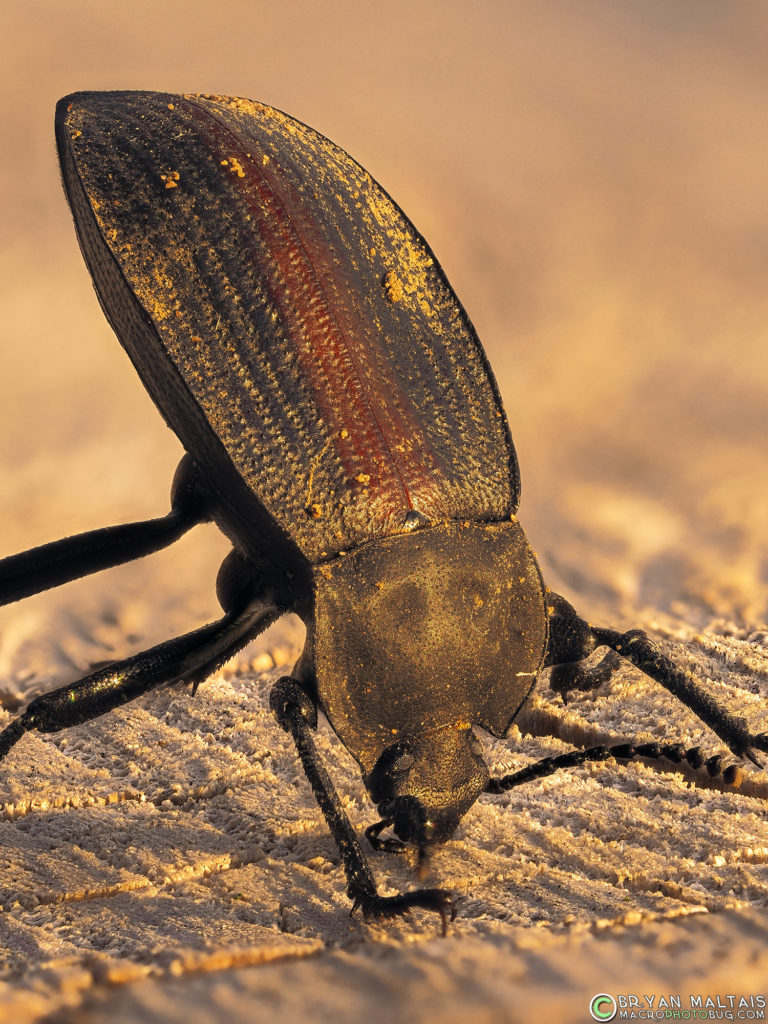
355, 889, 457, 936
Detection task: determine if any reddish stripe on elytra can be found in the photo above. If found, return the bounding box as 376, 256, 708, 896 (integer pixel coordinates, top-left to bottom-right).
182, 99, 448, 521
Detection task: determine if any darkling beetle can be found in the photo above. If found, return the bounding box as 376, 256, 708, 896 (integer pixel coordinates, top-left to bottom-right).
1, 91, 765, 932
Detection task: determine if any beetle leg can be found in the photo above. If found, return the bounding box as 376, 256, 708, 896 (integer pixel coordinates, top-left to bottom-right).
270, 676, 457, 934
544, 593, 624, 699
0, 455, 209, 606
546, 592, 767, 765
0, 598, 281, 763
548, 650, 623, 701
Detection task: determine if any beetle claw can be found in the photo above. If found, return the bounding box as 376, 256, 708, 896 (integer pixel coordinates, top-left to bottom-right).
358, 889, 457, 936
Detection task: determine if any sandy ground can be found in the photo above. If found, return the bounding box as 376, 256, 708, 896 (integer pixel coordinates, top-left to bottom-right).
1, 2, 768, 1021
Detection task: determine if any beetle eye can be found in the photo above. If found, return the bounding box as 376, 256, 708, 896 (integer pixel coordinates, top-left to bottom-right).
390, 752, 415, 775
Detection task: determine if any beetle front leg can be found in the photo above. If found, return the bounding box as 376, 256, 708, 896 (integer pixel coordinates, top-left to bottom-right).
546, 592, 767, 764
548, 650, 623, 700
269, 677, 456, 934
543, 593, 623, 697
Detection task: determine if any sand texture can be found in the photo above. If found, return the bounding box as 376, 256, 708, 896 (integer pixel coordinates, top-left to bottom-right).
1, 3, 767, 1021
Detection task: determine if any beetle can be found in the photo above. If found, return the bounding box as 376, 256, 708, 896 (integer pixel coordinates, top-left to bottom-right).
0, 91, 765, 932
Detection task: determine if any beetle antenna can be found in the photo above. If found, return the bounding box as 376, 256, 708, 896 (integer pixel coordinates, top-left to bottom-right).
484, 738, 763, 794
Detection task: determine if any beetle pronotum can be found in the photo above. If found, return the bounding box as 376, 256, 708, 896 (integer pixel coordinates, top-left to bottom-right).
1, 92, 764, 930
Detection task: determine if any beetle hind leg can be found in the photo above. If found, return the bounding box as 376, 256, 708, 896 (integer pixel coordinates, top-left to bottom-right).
270, 676, 457, 934
0, 455, 209, 607
545, 591, 768, 764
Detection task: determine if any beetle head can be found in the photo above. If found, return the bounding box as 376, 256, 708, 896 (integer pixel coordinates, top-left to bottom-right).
363, 724, 489, 847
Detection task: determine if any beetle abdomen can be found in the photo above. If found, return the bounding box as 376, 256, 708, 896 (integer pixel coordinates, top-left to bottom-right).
56, 91, 519, 563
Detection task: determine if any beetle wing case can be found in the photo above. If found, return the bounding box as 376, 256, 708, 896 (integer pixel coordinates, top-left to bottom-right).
311, 520, 548, 773
55, 91, 519, 571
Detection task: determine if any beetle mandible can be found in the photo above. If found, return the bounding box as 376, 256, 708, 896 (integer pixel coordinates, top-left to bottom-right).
1, 92, 765, 931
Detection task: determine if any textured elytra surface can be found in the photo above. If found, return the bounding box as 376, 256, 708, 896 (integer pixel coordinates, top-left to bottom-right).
56, 91, 517, 566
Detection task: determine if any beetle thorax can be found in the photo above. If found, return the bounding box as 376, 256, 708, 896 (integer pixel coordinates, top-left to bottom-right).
306, 520, 548, 814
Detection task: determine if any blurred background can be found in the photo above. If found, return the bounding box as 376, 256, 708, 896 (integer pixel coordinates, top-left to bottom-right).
1, 0, 767, 690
